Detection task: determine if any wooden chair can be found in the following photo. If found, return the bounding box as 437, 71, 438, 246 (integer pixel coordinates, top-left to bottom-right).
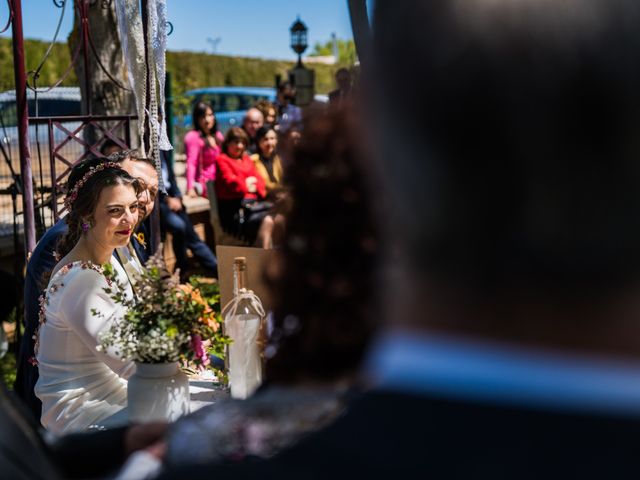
206, 180, 249, 247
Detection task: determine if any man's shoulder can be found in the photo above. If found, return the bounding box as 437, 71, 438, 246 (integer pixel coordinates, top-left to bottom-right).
27, 219, 68, 274
306, 390, 640, 476
39, 219, 68, 244
162, 390, 640, 479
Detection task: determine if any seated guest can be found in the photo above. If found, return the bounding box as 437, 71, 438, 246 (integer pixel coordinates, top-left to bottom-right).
251, 125, 283, 198
254, 99, 277, 127
36, 159, 141, 434
15, 150, 158, 422
241, 107, 264, 155
215, 127, 274, 248
164, 109, 379, 468
328, 68, 353, 107
159, 0, 640, 477
160, 151, 218, 279
275, 81, 302, 133
100, 138, 128, 157
185, 101, 223, 198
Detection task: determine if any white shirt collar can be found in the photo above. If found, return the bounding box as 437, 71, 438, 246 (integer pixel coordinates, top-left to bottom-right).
364, 330, 640, 416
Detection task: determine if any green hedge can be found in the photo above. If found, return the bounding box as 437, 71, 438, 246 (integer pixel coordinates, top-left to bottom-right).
0, 37, 343, 97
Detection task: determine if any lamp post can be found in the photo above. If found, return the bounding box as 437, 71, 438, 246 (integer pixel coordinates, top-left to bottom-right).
288, 17, 315, 107
290, 17, 308, 66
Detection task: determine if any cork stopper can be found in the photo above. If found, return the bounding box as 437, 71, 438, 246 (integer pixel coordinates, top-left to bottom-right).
234, 257, 247, 271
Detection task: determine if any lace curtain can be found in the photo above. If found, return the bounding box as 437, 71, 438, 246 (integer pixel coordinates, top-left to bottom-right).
114, 0, 172, 190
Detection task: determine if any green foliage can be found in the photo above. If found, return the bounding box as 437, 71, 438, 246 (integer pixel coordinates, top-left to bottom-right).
188, 276, 231, 362
189, 276, 221, 314
0, 38, 77, 91
96, 252, 228, 367
310, 37, 357, 65
0, 350, 16, 387
0, 308, 18, 387
0, 37, 340, 95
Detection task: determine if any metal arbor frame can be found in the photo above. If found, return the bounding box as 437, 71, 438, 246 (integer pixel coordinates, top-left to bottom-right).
32, 114, 136, 222
6, 0, 140, 259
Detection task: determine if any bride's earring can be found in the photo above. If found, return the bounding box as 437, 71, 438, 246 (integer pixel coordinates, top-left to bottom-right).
81, 220, 91, 233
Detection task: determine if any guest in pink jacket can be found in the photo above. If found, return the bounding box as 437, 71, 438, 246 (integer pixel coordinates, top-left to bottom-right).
184, 101, 224, 198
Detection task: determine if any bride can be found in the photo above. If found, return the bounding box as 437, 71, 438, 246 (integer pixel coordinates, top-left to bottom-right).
35, 158, 142, 434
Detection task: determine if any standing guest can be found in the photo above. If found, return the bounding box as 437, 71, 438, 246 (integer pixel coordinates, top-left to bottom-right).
215, 127, 274, 248
241, 107, 264, 155
254, 99, 277, 127
15, 150, 158, 422
275, 81, 302, 133
328, 68, 352, 107
185, 101, 223, 198
159, 0, 640, 478
160, 151, 218, 279
251, 125, 283, 197
36, 160, 141, 434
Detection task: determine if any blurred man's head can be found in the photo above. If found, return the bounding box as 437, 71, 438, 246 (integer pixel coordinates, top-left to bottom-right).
335, 68, 351, 91
372, 0, 640, 300
277, 82, 296, 106
100, 139, 124, 157
105, 150, 159, 220
243, 108, 264, 139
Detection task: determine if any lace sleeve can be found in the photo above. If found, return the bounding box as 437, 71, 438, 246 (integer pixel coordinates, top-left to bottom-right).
60, 267, 132, 375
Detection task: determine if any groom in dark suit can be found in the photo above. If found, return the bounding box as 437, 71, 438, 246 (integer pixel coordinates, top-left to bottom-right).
159, 0, 640, 478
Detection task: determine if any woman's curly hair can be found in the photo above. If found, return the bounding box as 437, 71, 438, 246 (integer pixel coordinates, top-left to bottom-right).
265, 109, 380, 384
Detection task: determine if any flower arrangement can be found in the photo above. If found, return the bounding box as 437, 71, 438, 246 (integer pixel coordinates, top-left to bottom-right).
95, 250, 229, 368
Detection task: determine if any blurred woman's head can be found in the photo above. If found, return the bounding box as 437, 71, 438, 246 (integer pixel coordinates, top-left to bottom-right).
192, 101, 217, 135
255, 99, 277, 126
222, 127, 250, 159
265, 110, 380, 385
256, 126, 278, 158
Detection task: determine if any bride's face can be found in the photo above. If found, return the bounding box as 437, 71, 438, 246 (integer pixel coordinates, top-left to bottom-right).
86, 184, 139, 249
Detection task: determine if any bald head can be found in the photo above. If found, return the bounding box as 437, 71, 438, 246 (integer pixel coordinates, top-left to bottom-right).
243, 108, 264, 138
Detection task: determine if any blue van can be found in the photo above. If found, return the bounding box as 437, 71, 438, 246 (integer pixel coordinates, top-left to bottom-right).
180, 86, 329, 135
181, 86, 276, 134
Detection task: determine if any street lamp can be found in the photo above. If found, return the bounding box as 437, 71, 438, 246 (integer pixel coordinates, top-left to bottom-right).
290, 16, 308, 66
285, 16, 315, 107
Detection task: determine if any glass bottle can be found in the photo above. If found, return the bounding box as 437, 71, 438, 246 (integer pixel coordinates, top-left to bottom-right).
225, 257, 264, 399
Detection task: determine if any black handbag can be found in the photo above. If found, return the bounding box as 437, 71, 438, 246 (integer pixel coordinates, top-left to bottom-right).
240, 198, 273, 217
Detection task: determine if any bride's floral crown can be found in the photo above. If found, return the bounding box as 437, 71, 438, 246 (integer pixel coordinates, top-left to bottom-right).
64, 161, 123, 211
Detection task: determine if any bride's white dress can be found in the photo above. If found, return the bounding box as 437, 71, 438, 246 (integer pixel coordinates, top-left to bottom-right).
35, 257, 135, 435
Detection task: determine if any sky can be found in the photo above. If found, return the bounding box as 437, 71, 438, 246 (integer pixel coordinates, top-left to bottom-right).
0, 0, 360, 61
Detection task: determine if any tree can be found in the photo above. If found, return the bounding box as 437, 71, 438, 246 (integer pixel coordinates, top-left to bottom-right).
309, 38, 357, 65
68, 1, 133, 144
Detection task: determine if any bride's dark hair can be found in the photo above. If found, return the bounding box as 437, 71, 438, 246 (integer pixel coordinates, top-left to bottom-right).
56, 158, 142, 258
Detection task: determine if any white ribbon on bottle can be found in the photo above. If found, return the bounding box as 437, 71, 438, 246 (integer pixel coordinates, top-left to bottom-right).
221, 289, 266, 320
